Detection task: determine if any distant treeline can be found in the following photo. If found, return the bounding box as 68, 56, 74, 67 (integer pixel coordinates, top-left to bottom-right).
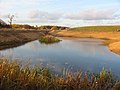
0, 24, 69, 30
38, 25, 69, 30
10, 24, 69, 30
12, 24, 69, 30
12, 24, 36, 29
0, 19, 69, 30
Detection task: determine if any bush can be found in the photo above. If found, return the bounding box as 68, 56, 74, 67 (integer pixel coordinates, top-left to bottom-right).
39, 35, 61, 44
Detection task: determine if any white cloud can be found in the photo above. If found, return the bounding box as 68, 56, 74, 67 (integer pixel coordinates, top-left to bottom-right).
114, 14, 120, 19
0, 0, 120, 27
0, 13, 9, 18
64, 8, 117, 20
28, 10, 62, 23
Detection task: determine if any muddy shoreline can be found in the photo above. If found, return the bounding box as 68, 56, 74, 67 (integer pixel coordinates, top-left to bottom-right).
0, 30, 44, 50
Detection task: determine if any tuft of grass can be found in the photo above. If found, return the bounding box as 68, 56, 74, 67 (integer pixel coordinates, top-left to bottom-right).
39, 35, 61, 44
0, 59, 119, 90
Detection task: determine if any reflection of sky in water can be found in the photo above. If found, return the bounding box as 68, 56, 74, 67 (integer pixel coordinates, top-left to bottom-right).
0, 38, 120, 77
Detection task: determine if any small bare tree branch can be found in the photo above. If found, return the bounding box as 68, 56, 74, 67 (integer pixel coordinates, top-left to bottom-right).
8, 14, 14, 26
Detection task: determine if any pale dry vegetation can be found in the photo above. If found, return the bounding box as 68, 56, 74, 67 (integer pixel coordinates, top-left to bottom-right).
0, 59, 120, 90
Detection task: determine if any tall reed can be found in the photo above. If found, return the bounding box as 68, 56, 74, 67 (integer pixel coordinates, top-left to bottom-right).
0, 59, 119, 90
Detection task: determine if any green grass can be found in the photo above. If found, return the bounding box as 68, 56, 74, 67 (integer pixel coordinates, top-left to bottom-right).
39, 35, 61, 44
70, 26, 120, 32
0, 59, 120, 90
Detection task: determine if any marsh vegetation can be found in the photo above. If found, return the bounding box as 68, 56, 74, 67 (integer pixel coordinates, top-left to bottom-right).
0, 59, 120, 90
39, 35, 61, 44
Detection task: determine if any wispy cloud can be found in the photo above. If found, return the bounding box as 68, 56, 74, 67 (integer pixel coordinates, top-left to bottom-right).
0, 0, 120, 26
64, 8, 118, 20
28, 10, 62, 23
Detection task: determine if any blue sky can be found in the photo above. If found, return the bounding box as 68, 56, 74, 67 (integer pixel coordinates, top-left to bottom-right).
0, 0, 120, 27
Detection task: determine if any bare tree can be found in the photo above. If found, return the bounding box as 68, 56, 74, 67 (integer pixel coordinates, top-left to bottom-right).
8, 14, 14, 26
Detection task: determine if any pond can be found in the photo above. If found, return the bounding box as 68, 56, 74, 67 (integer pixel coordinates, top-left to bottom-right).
0, 37, 120, 77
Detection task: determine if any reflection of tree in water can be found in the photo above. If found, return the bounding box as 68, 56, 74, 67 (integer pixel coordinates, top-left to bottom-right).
25, 40, 59, 50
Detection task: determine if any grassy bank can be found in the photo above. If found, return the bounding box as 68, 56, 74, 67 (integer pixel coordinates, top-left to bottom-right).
0, 30, 43, 50
70, 26, 120, 32
0, 59, 119, 90
56, 26, 120, 55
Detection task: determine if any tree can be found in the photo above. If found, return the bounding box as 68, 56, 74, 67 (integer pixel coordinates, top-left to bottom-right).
8, 14, 14, 27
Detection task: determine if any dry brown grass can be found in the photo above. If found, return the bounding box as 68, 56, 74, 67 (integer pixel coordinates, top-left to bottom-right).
0, 30, 43, 50
0, 59, 120, 90
109, 41, 120, 55
57, 30, 120, 39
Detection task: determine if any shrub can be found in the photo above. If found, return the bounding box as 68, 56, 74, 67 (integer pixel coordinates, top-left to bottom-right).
39, 35, 61, 44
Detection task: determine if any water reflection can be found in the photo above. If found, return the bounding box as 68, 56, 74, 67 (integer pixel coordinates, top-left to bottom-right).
0, 38, 120, 77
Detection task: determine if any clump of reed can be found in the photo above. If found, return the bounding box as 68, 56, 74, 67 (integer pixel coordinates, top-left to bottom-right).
0, 59, 120, 90
39, 35, 61, 44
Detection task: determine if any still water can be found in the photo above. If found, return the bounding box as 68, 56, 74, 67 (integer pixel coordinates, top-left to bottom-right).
0, 37, 120, 77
